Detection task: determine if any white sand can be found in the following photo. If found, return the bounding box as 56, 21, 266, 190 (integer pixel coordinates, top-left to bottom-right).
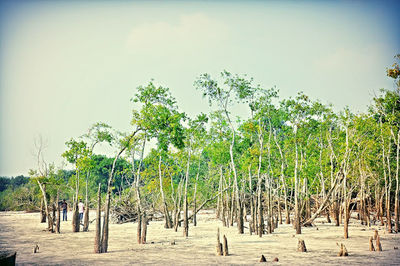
0, 210, 399, 265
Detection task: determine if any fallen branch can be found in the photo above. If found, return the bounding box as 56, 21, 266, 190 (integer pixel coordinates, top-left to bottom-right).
180, 187, 230, 223
302, 173, 340, 226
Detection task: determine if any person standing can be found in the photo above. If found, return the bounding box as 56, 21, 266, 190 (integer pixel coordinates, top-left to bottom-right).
78, 199, 85, 223
62, 199, 68, 221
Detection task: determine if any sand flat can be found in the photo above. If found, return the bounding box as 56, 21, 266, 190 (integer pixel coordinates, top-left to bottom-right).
0, 210, 399, 265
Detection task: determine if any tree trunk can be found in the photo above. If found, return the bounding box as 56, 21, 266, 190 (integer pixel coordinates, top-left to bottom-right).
344, 201, 350, 239
278, 196, 283, 225
386, 145, 393, 233
394, 129, 400, 233
159, 155, 172, 229
72, 202, 79, 232
379, 192, 385, 226
40, 198, 46, 223
230, 186, 235, 227
274, 131, 290, 225
134, 136, 146, 243
183, 150, 191, 237
257, 132, 264, 236
294, 135, 301, 234
37, 182, 53, 232
141, 213, 147, 244
72, 168, 80, 233
226, 113, 243, 234
100, 135, 135, 253
217, 166, 223, 219
395, 197, 399, 233
55, 192, 60, 233
137, 213, 142, 244
387, 190, 392, 233
52, 203, 56, 224
193, 169, 200, 227
94, 183, 101, 253
174, 180, 183, 232
83, 173, 90, 232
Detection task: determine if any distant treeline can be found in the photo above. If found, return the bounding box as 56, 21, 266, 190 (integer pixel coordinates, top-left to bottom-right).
0, 154, 134, 211
0, 175, 30, 192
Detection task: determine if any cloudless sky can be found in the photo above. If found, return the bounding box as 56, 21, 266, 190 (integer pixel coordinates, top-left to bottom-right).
0, 0, 399, 176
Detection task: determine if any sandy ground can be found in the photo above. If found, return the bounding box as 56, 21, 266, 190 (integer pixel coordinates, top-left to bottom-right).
0, 210, 400, 265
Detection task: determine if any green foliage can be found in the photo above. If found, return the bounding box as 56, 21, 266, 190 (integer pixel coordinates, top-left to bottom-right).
132, 81, 186, 152
20, 59, 400, 215
89, 154, 132, 194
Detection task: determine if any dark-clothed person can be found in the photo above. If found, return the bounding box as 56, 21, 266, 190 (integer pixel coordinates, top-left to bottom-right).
62, 200, 68, 221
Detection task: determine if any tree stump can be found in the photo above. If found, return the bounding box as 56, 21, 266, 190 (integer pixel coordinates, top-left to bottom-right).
369, 237, 375, 251
33, 244, 39, 253
223, 235, 229, 256
376, 235, 382, 251
337, 243, 348, 256
216, 228, 222, 256
297, 239, 307, 252
374, 229, 378, 240
259, 255, 266, 262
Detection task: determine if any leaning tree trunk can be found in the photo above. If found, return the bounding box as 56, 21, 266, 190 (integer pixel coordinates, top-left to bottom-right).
37, 181, 53, 232
100, 160, 116, 252
100, 134, 135, 253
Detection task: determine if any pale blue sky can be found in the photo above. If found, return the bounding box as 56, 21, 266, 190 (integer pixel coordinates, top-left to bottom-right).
0, 0, 399, 176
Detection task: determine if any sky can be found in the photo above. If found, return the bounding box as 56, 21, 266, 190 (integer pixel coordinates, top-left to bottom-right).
0, 0, 399, 177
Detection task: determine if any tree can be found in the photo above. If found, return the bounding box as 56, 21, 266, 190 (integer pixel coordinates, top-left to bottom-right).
97, 131, 138, 253
131, 81, 185, 229
62, 138, 89, 232
30, 136, 64, 233
81, 122, 113, 231
182, 113, 208, 237
195, 70, 257, 234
